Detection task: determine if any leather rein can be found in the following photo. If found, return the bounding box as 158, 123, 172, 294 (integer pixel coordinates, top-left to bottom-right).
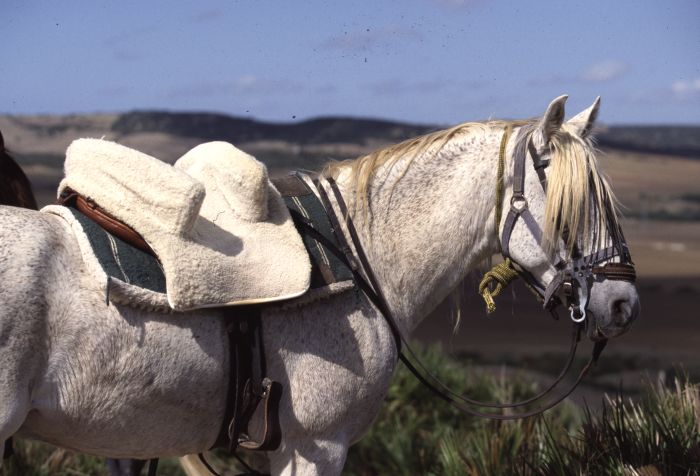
292, 125, 636, 419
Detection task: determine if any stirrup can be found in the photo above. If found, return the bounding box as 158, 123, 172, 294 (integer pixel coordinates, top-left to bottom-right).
238, 378, 283, 451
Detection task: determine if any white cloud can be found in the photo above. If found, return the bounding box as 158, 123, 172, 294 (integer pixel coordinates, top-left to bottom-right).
235, 75, 258, 89
367, 78, 484, 96
433, 0, 477, 8
189, 8, 224, 24
581, 60, 629, 82
165, 76, 303, 99
671, 78, 700, 98
322, 27, 423, 52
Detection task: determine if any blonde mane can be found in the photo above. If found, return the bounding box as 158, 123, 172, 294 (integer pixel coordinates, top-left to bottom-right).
325, 120, 525, 214
324, 117, 621, 262
538, 124, 621, 255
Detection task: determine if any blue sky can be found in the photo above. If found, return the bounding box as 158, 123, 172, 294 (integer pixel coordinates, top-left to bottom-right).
2, 0, 698, 125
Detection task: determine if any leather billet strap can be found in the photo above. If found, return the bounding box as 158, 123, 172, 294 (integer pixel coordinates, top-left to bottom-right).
499, 128, 554, 298
500, 199, 544, 260
500, 127, 547, 260
214, 308, 282, 455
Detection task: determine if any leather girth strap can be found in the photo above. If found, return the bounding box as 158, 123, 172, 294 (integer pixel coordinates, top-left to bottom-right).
215, 307, 282, 453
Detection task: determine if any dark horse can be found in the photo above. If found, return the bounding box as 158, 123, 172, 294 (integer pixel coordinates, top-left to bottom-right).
1, 131, 146, 475
0, 130, 38, 210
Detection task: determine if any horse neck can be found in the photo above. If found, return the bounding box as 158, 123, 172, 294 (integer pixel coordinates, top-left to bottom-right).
334, 126, 505, 335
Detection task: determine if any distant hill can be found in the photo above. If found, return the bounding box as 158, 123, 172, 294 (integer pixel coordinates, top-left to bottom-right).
111, 111, 700, 158
1, 110, 698, 219
2, 110, 698, 161
596, 126, 700, 158
111, 111, 437, 146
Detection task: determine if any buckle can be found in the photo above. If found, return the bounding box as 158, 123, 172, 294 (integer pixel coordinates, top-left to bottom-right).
562, 281, 573, 298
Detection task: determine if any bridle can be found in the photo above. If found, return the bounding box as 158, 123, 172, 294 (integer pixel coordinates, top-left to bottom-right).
288, 124, 638, 420
497, 126, 636, 324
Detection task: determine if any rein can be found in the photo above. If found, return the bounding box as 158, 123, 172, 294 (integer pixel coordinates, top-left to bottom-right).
292, 125, 636, 419
285, 177, 591, 420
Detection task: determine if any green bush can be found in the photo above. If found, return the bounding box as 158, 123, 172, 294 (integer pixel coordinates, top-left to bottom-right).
345, 345, 700, 476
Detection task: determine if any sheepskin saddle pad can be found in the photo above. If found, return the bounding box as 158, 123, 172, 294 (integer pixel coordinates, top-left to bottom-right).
50, 138, 311, 311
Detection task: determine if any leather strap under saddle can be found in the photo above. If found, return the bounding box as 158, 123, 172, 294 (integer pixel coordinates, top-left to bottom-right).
59, 189, 154, 256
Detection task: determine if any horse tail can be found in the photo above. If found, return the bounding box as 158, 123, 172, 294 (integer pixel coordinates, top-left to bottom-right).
0, 129, 38, 210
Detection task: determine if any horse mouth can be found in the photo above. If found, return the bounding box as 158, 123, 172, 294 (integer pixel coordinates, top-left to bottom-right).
585, 314, 607, 341
586, 310, 636, 341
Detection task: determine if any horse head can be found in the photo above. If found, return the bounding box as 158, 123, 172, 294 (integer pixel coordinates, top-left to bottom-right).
500, 95, 639, 341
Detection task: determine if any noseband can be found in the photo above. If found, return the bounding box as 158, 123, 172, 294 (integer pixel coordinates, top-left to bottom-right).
496, 127, 636, 323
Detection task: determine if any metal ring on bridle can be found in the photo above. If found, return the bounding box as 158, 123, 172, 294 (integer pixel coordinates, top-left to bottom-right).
509, 195, 528, 211
570, 307, 586, 323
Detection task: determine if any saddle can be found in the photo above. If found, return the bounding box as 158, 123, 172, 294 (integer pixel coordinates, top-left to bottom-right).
53, 139, 312, 311
41, 139, 354, 457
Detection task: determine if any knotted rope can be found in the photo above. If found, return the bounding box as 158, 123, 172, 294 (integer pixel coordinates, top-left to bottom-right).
479, 126, 518, 314
479, 258, 519, 313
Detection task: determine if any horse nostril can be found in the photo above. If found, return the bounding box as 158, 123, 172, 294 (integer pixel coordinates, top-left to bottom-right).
611, 299, 632, 325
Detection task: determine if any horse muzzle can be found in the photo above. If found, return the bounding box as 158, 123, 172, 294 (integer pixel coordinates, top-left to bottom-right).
586, 281, 640, 340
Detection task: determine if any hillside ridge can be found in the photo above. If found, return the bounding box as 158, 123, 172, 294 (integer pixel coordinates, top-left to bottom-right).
2, 110, 698, 159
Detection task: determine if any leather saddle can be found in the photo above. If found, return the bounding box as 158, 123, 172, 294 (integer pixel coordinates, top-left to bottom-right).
48, 140, 354, 456
57, 138, 312, 312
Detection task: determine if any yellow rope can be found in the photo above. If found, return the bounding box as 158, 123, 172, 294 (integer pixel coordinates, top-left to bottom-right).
494, 125, 512, 240
479, 258, 519, 314
478, 127, 517, 314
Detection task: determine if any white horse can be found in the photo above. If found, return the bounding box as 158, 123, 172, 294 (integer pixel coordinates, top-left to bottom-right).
0, 96, 639, 475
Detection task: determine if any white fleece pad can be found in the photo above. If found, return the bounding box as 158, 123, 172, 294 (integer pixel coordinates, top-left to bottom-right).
59, 138, 311, 311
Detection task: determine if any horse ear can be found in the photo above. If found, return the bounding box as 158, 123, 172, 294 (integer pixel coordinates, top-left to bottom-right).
567, 96, 601, 138
537, 95, 568, 143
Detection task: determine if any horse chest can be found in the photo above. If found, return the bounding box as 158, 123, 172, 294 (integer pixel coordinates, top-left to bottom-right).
263, 289, 398, 442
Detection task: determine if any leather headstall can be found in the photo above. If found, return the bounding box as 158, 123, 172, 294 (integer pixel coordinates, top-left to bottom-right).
498, 128, 636, 323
